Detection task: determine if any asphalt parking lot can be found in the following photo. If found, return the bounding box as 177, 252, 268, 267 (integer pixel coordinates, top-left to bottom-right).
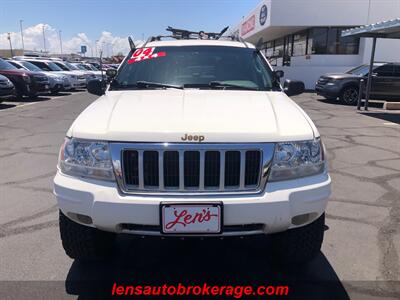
0, 92, 399, 299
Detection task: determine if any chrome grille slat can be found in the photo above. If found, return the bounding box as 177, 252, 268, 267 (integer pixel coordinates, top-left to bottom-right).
199, 150, 205, 190
219, 150, 225, 191
239, 150, 246, 189
111, 143, 275, 196
138, 150, 144, 189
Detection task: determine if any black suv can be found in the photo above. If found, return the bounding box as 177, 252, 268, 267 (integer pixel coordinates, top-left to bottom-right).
316, 63, 400, 104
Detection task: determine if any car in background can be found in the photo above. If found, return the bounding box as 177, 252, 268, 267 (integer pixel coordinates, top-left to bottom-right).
52, 61, 95, 85
8, 60, 70, 95
0, 74, 15, 102
20, 59, 86, 90
71, 62, 102, 80
0, 58, 50, 99
316, 62, 400, 105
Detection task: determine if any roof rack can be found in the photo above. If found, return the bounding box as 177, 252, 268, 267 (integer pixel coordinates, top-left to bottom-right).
139, 26, 248, 48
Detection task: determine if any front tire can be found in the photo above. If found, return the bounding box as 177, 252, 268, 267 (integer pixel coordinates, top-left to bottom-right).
269, 213, 325, 264
59, 210, 115, 261
340, 86, 359, 105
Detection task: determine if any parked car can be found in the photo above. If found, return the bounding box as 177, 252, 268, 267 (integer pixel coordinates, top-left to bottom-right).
52, 61, 95, 85
316, 62, 400, 104
54, 36, 330, 264
20, 59, 85, 90
0, 58, 50, 99
8, 60, 70, 95
0, 74, 15, 102
71, 62, 102, 80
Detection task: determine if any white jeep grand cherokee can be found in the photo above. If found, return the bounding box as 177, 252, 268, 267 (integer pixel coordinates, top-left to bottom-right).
54, 37, 331, 264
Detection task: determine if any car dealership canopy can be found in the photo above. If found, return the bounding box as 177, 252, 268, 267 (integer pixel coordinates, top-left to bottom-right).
342, 18, 400, 110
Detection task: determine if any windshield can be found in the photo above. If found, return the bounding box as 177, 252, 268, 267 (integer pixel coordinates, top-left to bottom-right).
47, 62, 63, 71
54, 62, 71, 71
20, 61, 43, 72
111, 46, 277, 91
66, 62, 79, 70
0, 59, 18, 70
346, 64, 382, 76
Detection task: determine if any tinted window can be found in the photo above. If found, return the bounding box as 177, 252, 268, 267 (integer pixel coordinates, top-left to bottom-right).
112, 46, 276, 91
374, 65, 394, 77
310, 28, 328, 54
29, 61, 51, 71
0, 59, 18, 70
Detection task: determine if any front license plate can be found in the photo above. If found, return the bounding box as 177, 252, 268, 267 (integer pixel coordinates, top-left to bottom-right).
161, 203, 222, 234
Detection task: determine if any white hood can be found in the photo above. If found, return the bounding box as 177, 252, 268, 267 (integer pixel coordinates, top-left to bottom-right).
68, 90, 316, 143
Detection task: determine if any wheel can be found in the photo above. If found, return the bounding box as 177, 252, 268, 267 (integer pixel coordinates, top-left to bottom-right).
15, 89, 24, 101
340, 86, 359, 105
269, 213, 325, 264
59, 210, 115, 261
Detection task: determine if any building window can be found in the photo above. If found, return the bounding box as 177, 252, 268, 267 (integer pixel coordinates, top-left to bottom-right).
309, 28, 328, 54
292, 30, 308, 56
273, 38, 284, 57
337, 31, 359, 54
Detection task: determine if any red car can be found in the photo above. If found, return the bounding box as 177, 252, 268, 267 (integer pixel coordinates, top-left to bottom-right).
0, 58, 50, 99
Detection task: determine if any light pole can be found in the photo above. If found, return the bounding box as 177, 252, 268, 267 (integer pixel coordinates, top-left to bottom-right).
7, 33, 13, 57
58, 30, 63, 55
95, 39, 99, 57
19, 20, 25, 52
42, 25, 46, 53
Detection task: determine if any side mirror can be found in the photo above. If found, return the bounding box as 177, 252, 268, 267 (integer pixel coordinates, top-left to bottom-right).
106, 68, 117, 78
274, 70, 284, 79
283, 79, 305, 97
87, 79, 105, 96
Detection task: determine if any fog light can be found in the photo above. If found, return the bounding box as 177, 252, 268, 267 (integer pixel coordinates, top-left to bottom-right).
68, 212, 93, 225
291, 213, 316, 226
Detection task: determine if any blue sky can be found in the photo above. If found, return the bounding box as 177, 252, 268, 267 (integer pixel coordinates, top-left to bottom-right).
0, 0, 259, 54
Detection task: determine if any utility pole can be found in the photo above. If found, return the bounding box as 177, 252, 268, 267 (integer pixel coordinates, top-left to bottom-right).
19, 20, 25, 52
42, 25, 46, 53
7, 33, 13, 57
95, 39, 99, 57
58, 30, 63, 55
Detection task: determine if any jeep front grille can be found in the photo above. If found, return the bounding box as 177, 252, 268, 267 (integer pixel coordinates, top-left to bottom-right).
110, 143, 275, 195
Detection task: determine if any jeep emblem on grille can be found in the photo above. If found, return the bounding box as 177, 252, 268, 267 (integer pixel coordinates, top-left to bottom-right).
181, 134, 205, 142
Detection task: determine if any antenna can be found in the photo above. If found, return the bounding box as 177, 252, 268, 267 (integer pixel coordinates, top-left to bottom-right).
128, 36, 136, 51
215, 26, 229, 40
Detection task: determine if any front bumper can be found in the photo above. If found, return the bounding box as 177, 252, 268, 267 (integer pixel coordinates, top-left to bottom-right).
315, 83, 341, 98
54, 171, 331, 236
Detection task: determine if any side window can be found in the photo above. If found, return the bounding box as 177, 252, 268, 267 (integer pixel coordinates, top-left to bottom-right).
9, 62, 23, 69
374, 65, 394, 77
29, 61, 45, 71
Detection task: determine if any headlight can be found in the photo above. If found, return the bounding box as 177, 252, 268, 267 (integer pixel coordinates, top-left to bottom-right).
269, 138, 325, 181
58, 138, 114, 181
70, 75, 77, 79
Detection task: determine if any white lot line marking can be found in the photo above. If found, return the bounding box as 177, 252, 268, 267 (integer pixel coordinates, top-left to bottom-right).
383, 122, 399, 126
0, 92, 86, 112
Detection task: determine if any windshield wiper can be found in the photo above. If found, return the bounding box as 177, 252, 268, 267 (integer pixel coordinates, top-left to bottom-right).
136, 81, 183, 89
208, 81, 259, 91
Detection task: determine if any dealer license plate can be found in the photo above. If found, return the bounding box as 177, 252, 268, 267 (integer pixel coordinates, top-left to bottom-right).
161, 203, 222, 234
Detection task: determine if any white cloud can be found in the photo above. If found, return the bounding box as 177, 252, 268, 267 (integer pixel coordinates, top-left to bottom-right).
0, 23, 140, 57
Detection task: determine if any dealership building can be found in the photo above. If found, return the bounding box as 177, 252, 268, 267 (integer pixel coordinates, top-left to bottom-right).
233, 0, 400, 89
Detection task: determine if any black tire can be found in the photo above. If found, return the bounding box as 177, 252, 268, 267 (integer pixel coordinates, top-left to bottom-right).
269, 213, 325, 264
59, 210, 115, 261
340, 86, 359, 105
15, 89, 24, 101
